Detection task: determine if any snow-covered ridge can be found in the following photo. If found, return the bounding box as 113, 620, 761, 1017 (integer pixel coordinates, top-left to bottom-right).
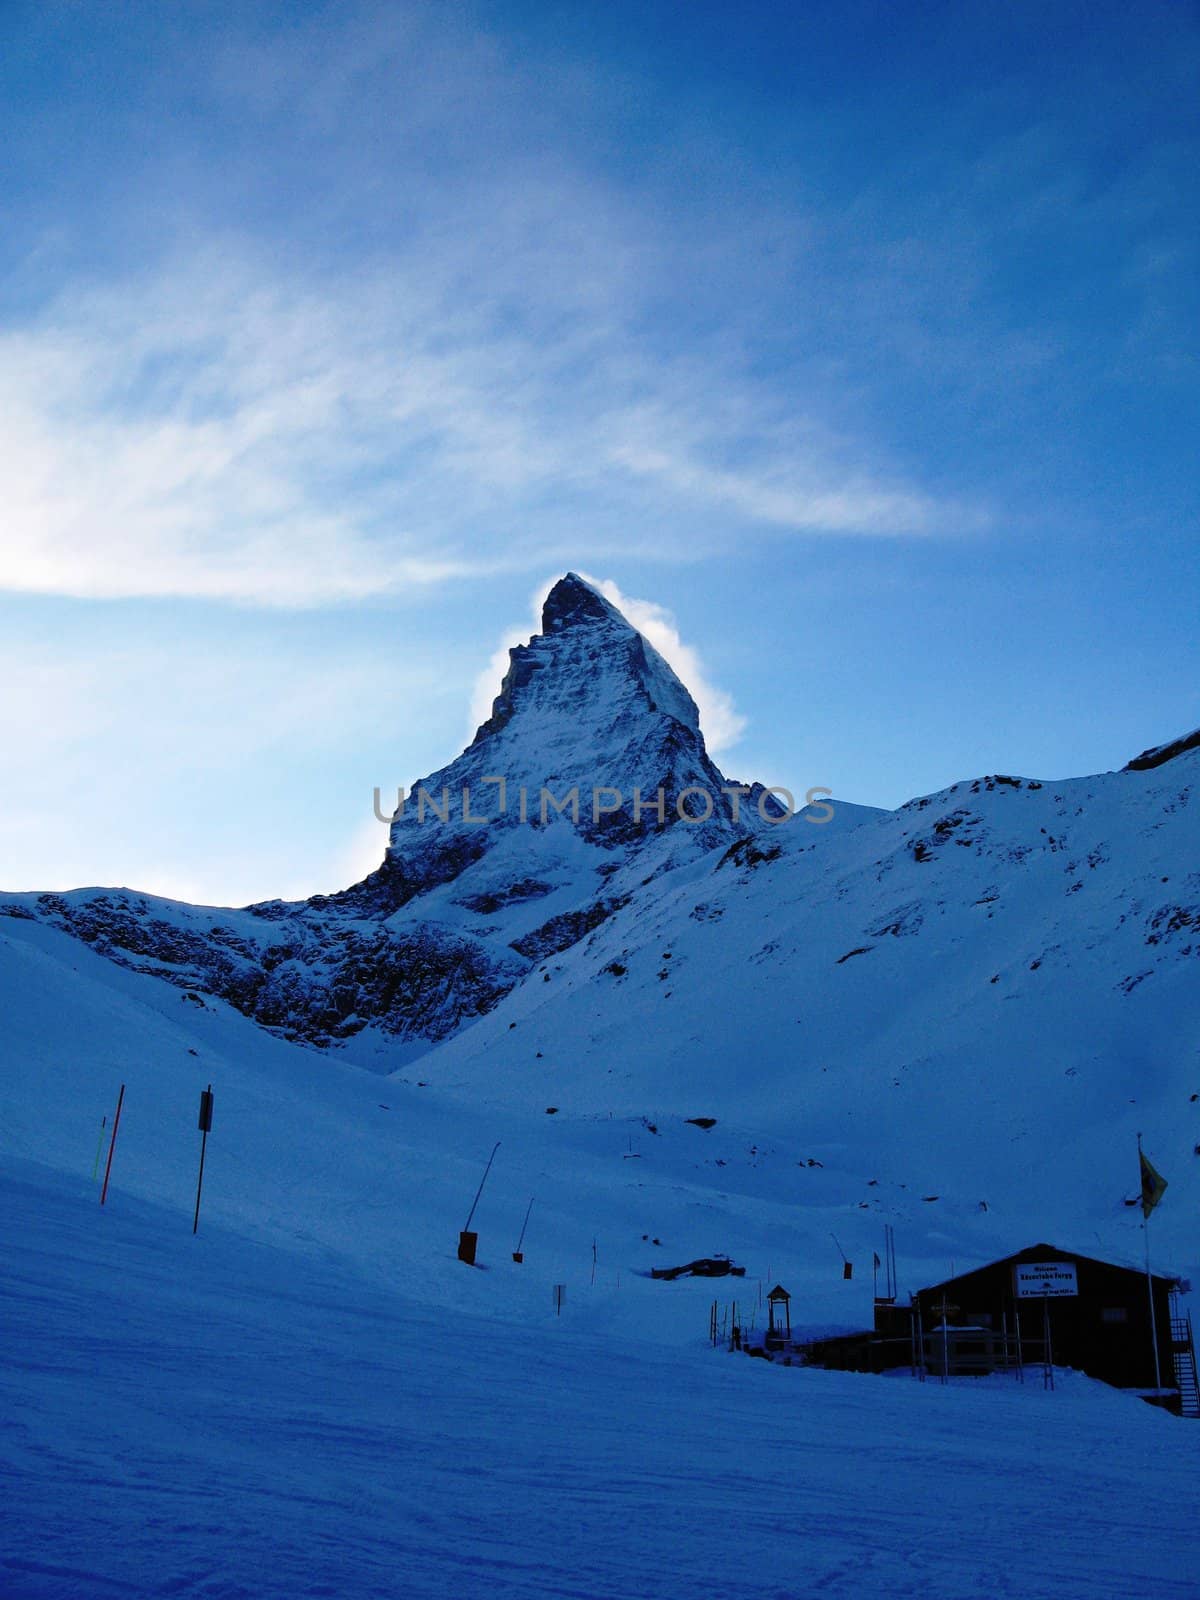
0, 574, 825, 1050
2, 569, 1197, 1143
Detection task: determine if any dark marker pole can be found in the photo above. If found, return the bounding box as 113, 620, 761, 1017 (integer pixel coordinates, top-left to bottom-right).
193, 1085, 213, 1235
99, 1085, 125, 1206
513, 1196, 534, 1263
458, 1141, 500, 1264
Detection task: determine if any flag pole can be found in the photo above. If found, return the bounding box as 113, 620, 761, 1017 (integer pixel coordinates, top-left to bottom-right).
1138, 1132, 1164, 1394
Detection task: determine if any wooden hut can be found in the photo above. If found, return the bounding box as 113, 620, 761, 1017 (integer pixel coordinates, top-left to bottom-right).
802, 1242, 1197, 1414
912, 1243, 1186, 1398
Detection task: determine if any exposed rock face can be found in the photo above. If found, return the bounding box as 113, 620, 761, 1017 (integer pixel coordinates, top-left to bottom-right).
2, 575, 775, 1054
384, 572, 754, 857
326, 574, 777, 928
1124, 727, 1200, 772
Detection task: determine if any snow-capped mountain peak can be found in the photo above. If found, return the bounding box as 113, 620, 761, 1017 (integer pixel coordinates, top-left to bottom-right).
371, 574, 759, 916
541, 570, 625, 631
1, 576, 792, 1050
469, 571, 702, 754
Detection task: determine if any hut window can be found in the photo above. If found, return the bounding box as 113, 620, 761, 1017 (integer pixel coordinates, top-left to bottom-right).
1100, 1307, 1128, 1324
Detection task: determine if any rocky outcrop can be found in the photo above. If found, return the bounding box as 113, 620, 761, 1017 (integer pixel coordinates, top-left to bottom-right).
1125, 727, 1200, 772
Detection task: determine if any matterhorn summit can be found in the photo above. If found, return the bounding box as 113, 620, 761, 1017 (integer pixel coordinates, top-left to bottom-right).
13, 568, 1196, 1104
2, 576, 792, 1051
353, 573, 772, 920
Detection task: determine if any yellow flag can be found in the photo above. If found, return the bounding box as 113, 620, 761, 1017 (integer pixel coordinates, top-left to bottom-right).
1140, 1149, 1168, 1218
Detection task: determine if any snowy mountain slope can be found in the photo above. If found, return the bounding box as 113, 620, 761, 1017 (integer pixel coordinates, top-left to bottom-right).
3, 913, 1200, 1600
3, 570, 1198, 1288
1, 575, 818, 1050
415, 747, 1200, 1276
4, 752, 1200, 1595
0, 909, 992, 1332
6, 1157, 1199, 1600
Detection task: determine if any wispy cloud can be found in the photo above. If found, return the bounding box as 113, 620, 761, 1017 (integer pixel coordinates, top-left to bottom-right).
0, 250, 965, 609
0, 49, 974, 618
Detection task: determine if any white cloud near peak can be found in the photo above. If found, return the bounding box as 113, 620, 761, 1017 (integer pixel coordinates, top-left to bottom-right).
585, 576, 747, 755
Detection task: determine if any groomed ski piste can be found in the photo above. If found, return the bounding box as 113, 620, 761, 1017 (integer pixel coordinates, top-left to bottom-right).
3, 911, 1199, 1598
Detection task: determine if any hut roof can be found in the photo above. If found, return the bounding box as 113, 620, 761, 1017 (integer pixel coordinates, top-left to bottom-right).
919, 1242, 1180, 1297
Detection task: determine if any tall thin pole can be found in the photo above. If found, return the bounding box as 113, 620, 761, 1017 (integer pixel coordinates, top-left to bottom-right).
193, 1084, 212, 1235
463, 1141, 500, 1233
99, 1084, 124, 1206
1139, 1132, 1164, 1393
515, 1195, 534, 1256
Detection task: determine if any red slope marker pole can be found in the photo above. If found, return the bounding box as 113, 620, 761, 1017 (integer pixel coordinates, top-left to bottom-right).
99, 1084, 125, 1206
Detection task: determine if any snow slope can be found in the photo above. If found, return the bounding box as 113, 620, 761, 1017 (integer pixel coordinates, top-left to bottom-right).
4, 572, 1200, 1593
2, 915, 1199, 1598
418, 750, 1200, 1281
4, 572, 1198, 1283
6, 1160, 1199, 1600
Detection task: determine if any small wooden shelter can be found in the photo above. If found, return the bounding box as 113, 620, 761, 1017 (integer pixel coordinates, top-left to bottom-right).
766, 1284, 792, 1349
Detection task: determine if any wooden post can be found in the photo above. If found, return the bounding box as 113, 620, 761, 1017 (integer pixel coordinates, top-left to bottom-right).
99, 1085, 124, 1206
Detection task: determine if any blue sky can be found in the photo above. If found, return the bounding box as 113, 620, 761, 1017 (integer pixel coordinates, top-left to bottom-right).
1, 0, 1196, 903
